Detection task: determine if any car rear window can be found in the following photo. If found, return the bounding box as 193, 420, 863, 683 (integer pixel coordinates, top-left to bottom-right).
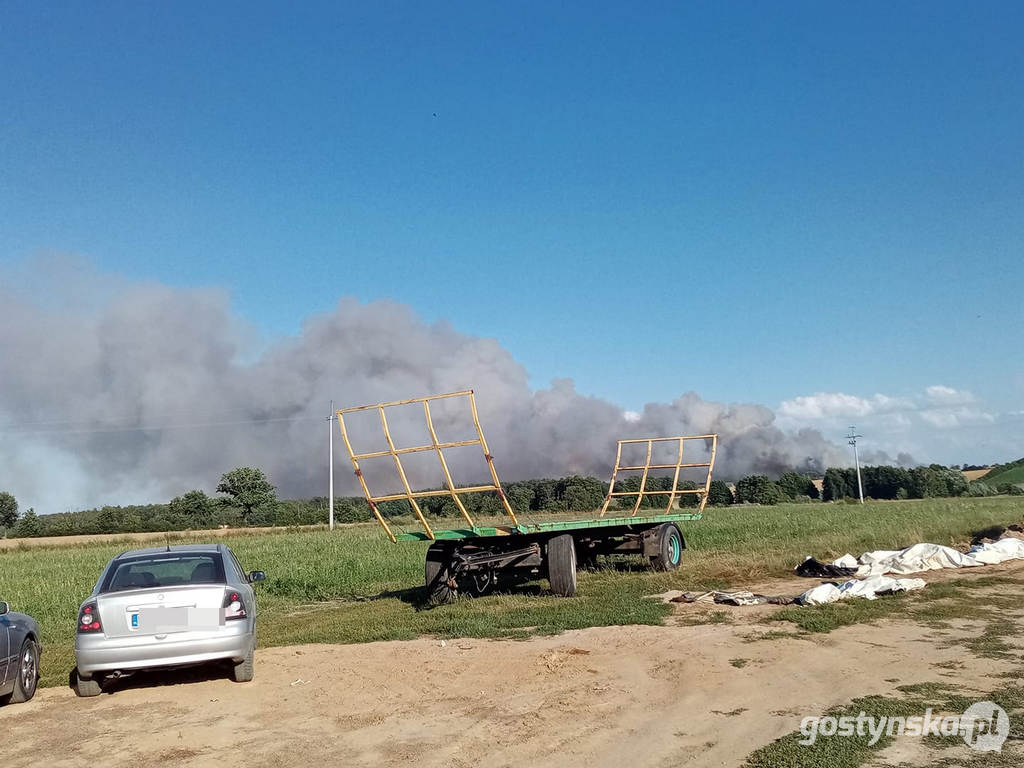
101, 554, 225, 592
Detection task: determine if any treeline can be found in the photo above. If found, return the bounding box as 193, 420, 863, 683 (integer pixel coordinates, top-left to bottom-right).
823, 464, 1023, 502
2, 461, 1020, 538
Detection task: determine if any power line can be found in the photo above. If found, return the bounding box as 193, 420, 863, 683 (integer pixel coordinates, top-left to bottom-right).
847, 426, 864, 504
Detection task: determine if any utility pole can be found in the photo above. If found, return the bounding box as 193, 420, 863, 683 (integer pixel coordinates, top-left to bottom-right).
328, 400, 334, 530
847, 426, 864, 504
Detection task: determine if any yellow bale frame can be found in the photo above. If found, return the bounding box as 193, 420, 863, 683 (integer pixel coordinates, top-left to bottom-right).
336, 390, 518, 542
598, 434, 719, 517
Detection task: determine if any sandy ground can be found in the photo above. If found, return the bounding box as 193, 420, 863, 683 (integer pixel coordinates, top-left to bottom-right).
4, 561, 1023, 768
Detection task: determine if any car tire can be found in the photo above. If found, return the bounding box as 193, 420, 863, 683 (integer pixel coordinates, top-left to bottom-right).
72, 668, 103, 698
10, 638, 39, 703
231, 647, 255, 683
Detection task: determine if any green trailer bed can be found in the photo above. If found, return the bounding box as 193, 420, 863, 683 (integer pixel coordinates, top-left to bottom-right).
395, 512, 703, 541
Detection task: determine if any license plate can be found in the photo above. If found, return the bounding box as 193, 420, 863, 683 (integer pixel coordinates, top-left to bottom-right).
135, 606, 189, 633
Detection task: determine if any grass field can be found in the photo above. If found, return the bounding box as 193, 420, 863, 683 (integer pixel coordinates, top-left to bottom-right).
2, 496, 1022, 688
984, 463, 1024, 487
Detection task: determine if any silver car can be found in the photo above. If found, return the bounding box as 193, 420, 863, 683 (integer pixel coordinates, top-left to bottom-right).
1, 601, 41, 705
73, 543, 265, 697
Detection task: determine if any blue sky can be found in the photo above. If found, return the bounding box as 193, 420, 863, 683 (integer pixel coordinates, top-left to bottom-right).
2, 2, 1022, 462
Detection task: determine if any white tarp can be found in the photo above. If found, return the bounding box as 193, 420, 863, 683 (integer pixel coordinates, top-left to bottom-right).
799, 575, 926, 606
835, 538, 1024, 578
798, 536, 1024, 606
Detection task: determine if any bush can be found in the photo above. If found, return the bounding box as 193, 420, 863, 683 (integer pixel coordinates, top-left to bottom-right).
967, 481, 997, 498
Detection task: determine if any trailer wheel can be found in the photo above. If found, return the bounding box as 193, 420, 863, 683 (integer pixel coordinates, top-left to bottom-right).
650, 523, 684, 571
547, 534, 578, 597
425, 543, 456, 605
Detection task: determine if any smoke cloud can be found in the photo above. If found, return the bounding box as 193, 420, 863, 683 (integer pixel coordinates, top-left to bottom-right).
1, 259, 881, 513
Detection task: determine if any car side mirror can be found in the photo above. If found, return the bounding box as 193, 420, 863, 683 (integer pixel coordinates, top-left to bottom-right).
0, 601, 9, 615
248, 571, 266, 583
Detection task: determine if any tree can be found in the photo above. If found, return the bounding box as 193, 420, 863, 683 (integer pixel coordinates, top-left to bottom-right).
0, 491, 17, 529
707, 480, 734, 506
735, 475, 784, 505
861, 466, 912, 500
94, 506, 142, 534
822, 468, 851, 502
169, 490, 216, 526
13, 508, 43, 538
935, 467, 968, 497
777, 472, 819, 500
504, 483, 535, 513
907, 466, 945, 498
216, 467, 277, 522
558, 475, 607, 512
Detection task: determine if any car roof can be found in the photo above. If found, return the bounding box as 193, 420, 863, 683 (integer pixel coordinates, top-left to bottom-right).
114, 543, 226, 559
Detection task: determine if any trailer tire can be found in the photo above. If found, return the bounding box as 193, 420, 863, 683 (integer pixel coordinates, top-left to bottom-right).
425, 544, 456, 605
650, 523, 684, 571
547, 534, 578, 597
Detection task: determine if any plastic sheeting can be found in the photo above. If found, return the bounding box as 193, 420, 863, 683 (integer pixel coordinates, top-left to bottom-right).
672, 590, 796, 606
798, 575, 926, 605
832, 538, 1024, 578
796, 536, 1024, 606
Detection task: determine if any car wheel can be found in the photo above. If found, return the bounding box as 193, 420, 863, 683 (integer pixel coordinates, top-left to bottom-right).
231, 647, 255, 683
72, 668, 103, 698
10, 638, 40, 703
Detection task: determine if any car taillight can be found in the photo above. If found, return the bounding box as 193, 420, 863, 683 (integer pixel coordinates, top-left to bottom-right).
77, 602, 102, 633
223, 590, 246, 620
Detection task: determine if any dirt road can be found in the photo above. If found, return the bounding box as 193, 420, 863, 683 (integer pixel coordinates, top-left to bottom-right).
4, 562, 1021, 768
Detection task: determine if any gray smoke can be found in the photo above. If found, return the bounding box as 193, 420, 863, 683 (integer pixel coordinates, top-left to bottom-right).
1, 259, 871, 513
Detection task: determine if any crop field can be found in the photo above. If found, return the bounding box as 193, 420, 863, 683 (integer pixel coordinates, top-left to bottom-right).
2, 495, 1021, 688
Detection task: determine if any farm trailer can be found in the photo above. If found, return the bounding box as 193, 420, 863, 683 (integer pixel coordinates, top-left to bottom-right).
336, 390, 718, 603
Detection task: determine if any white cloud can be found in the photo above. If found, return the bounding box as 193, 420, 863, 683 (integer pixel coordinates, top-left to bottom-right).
919, 407, 995, 428
776, 385, 1008, 465
779, 385, 983, 429
777, 392, 912, 420
924, 385, 976, 406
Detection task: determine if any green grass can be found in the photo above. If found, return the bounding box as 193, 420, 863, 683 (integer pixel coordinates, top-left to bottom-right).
768, 575, 1023, 634
2, 495, 1022, 688
983, 462, 1024, 488
745, 678, 1024, 768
